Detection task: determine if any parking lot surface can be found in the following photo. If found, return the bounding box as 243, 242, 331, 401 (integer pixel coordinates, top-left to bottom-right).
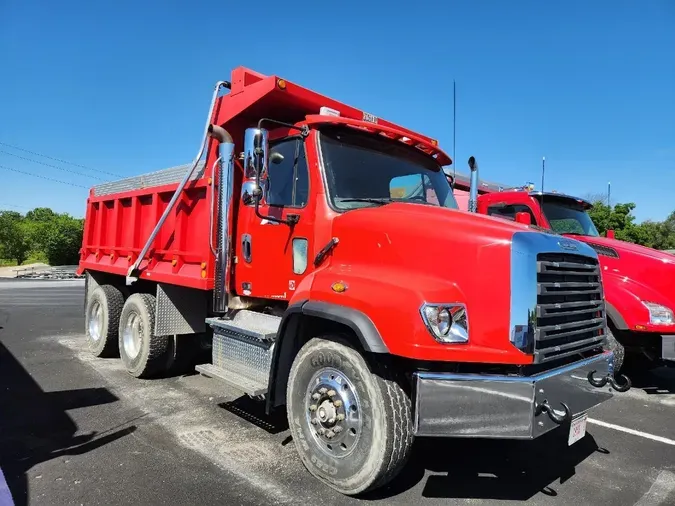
1, 280, 674, 506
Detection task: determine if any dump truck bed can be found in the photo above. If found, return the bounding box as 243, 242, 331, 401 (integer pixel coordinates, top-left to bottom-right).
78, 161, 214, 290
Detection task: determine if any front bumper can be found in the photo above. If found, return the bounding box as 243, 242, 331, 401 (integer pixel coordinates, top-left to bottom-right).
413, 351, 614, 438
662, 335, 675, 362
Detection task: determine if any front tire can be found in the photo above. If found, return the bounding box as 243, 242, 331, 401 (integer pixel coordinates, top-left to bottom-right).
118, 293, 170, 378
286, 336, 414, 496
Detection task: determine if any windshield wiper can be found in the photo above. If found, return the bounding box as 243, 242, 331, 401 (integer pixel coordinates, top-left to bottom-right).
338, 198, 393, 206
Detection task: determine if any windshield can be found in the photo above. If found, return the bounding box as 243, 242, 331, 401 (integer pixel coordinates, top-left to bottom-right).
542, 199, 600, 237
318, 127, 458, 211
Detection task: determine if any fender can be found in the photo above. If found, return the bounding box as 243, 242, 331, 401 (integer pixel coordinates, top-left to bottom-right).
300, 300, 389, 353
603, 272, 675, 333
605, 301, 628, 330
265, 299, 389, 413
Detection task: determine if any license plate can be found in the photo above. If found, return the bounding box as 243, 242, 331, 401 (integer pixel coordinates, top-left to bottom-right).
568, 413, 588, 446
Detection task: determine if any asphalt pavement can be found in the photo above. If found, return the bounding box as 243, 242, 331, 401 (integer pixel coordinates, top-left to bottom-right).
1, 279, 674, 506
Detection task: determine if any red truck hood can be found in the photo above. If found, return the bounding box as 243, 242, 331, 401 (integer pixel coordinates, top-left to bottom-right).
565, 234, 675, 304
333, 203, 527, 245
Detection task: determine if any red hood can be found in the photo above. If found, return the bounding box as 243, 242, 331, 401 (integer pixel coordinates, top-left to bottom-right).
566, 234, 675, 304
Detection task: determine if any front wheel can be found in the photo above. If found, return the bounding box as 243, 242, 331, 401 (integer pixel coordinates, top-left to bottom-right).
286, 336, 414, 496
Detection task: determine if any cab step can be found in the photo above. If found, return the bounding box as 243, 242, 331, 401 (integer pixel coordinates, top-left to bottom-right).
201, 310, 281, 397
196, 363, 268, 397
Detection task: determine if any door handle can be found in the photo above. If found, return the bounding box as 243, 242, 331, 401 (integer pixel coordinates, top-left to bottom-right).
242, 234, 252, 263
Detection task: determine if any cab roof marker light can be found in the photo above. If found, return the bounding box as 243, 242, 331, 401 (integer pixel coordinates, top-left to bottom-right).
319, 106, 340, 117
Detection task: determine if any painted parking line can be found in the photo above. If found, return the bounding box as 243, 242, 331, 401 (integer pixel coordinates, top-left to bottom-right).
0, 467, 14, 506
588, 418, 675, 446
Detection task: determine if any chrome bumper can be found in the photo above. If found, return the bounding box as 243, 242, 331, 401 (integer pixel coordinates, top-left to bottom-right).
413, 351, 614, 439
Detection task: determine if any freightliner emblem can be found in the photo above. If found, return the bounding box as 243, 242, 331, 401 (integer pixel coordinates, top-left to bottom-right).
558, 239, 578, 251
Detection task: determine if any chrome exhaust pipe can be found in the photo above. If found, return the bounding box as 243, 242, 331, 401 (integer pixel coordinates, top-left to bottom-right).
209, 124, 235, 313
468, 156, 478, 213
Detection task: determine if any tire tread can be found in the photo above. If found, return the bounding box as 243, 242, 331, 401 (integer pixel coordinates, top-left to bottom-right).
120, 293, 169, 378
88, 284, 124, 357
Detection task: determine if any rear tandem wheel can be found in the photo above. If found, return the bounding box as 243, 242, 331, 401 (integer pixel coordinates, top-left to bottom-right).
118, 293, 170, 378
85, 284, 124, 357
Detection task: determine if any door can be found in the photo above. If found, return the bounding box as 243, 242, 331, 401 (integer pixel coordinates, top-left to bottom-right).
233, 135, 314, 300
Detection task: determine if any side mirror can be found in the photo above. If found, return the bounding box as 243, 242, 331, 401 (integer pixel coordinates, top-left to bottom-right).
243, 127, 269, 180
515, 212, 532, 226
606, 229, 615, 239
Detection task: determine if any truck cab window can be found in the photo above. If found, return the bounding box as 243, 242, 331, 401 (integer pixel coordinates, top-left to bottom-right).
390, 174, 442, 205
487, 204, 537, 224
319, 127, 458, 211
266, 138, 309, 208
542, 200, 600, 236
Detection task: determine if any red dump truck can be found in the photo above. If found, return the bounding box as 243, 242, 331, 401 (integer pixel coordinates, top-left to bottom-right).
451, 163, 675, 372
78, 67, 629, 495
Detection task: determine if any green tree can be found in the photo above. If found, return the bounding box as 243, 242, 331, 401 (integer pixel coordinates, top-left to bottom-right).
586, 200, 675, 250
43, 215, 84, 265
0, 211, 32, 264
586, 201, 638, 238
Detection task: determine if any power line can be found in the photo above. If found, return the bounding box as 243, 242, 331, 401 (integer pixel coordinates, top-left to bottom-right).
0, 163, 89, 189
0, 140, 122, 178
0, 149, 106, 181
0, 202, 31, 210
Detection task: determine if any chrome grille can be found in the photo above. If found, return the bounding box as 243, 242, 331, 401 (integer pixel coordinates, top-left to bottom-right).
535, 253, 606, 363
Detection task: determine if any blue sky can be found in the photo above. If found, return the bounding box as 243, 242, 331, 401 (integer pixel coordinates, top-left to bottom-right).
1, 0, 673, 221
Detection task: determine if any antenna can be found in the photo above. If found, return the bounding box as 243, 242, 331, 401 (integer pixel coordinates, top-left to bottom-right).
541, 156, 546, 194
452, 79, 457, 184
538, 156, 546, 226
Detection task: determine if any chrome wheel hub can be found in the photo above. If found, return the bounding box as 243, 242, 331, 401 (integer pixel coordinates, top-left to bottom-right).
88, 301, 103, 341
122, 312, 142, 360
305, 367, 362, 457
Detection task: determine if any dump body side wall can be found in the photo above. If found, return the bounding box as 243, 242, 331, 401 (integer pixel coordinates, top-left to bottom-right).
79, 177, 216, 290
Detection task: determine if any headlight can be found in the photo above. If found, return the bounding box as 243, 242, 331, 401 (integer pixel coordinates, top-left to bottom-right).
641, 301, 674, 325
420, 303, 469, 343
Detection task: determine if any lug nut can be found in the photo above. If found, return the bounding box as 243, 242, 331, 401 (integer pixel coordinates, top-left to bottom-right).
312, 393, 320, 400
309, 404, 317, 412
310, 418, 318, 425
318, 428, 326, 435
319, 387, 327, 395
328, 417, 336, 424
334, 426, 343, 433
326, 430, 335, 439
327, 389, 336, 397
333, 400, 343, 407
337, 414, 345, 421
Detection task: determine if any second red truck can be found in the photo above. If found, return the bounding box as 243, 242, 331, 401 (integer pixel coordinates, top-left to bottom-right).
452, 164, 675, 372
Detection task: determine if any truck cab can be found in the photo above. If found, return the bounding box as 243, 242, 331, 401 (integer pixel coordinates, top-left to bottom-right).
78, 67, 628, 496
452, 172, 675, 371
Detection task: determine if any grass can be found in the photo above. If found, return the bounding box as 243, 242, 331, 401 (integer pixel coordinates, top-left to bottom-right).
0, 252, 49, 267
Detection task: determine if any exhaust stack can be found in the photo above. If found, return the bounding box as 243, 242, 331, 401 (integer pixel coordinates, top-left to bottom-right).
208, 124, 235, 313
468, 156, 478, 213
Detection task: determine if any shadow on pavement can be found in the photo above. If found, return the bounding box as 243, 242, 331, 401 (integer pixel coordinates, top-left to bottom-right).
627, 366, 675, 395
0, 341, 136, 506
366, 428, 606, 501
